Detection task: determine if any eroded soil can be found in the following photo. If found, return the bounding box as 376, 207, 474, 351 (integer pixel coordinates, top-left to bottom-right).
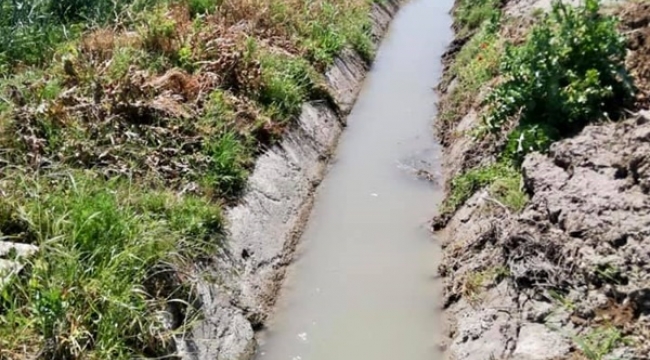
437, 1, 650, 359
441, 115, 650, 359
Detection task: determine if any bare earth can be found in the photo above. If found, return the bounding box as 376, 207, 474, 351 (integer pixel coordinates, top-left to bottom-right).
437, 1, 650, 359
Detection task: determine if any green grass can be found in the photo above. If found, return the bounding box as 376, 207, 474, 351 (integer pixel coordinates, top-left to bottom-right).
295, 0, 375, 65
441, 20, 502, 125
259, 52, 319, 120
203, 89, 235, 122
442, 162, 527, 214
572, 326, 630, 360
203, 131, 252, 200
0, 0, 159, 71
490, 173, 528, 212
0, 171, 221, 359
454, 0, 502, 37
0, 0, 378, 357
107, 46, 144, 79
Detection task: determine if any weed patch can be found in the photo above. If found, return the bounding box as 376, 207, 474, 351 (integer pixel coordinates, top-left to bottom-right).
443, 162, 527, 214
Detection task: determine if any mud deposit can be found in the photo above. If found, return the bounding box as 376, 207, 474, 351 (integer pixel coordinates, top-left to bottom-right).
436, 1, 650, 359
253, 1, 453, 359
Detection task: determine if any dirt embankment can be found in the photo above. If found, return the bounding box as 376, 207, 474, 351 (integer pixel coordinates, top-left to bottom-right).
437, 1, 650, 359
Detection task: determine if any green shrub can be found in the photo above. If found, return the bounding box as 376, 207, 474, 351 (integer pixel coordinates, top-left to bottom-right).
484, 0, 632, 163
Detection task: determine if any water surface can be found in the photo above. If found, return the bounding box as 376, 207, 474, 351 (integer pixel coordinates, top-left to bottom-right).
257, 1, 454, 359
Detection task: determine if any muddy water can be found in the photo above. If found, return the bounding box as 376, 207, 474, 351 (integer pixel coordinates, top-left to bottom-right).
256, 1, 453, 359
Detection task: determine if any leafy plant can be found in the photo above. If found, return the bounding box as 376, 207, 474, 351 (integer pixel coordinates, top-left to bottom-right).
484, 0, 632, 163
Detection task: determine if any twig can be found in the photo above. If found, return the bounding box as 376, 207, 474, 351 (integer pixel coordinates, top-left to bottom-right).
483, 194, 510, 213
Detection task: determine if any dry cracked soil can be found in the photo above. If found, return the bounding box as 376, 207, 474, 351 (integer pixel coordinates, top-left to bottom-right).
436, 1, 650, 359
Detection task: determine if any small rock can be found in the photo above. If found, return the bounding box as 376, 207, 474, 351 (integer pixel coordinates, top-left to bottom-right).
512, 323, 571, 360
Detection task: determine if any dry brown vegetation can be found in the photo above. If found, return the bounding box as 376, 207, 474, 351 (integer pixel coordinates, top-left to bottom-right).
0, 0, 376, 358
0, 0, 374, 195
618, 0, 650, 109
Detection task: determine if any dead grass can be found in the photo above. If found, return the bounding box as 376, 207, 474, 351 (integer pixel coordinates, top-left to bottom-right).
616, 0, 650, 109
0, 0, 374, 194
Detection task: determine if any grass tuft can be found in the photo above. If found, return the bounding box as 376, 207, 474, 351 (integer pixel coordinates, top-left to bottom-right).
259, 53, 318, 120
203, 132, 251, 200
571, 326, 630, 360
443, 162, 527, 214
0, 171, 221, 359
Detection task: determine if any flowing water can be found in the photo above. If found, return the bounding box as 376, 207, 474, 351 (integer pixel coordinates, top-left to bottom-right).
256, 0, 453, 359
